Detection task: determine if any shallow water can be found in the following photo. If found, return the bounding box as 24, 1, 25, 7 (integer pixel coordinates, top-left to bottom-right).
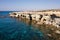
0, 11, 46, 40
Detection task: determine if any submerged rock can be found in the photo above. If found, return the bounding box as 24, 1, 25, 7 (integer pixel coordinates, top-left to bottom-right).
47, 34, 52, 37
55, 30, 60, 34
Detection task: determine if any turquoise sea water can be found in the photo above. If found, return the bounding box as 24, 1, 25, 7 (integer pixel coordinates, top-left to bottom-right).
0, 11, 46, 40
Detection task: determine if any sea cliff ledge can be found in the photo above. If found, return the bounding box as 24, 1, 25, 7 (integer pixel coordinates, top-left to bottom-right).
9, 9, 60, 28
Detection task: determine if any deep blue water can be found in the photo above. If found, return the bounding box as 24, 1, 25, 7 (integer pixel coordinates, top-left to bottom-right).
0, 11, 46, 40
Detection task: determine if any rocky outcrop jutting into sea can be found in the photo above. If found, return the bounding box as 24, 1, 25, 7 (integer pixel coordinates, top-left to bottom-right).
9, 9, 60, 28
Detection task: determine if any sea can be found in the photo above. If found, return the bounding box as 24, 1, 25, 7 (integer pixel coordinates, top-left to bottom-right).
0, 11, 47, 40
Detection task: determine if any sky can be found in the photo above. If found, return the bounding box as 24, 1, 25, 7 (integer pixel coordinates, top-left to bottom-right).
0, 0, 60, 11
